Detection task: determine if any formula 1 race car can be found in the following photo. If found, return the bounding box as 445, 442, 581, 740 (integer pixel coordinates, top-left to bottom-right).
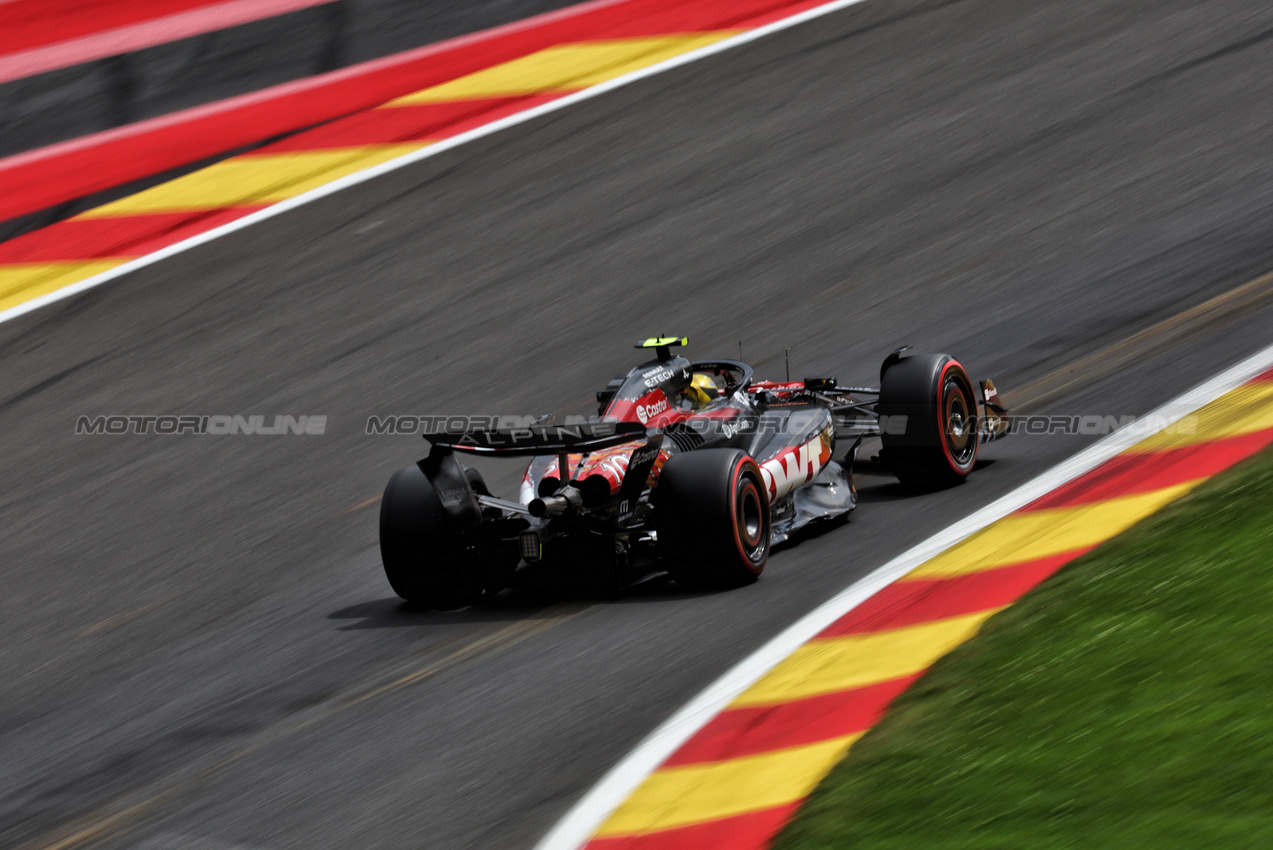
380, 338, 1008, 606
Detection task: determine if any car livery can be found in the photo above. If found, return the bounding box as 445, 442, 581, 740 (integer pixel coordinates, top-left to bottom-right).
378, 338, 1009, 606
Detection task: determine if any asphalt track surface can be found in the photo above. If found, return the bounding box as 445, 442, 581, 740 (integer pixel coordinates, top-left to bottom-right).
4, 0, 1273, 847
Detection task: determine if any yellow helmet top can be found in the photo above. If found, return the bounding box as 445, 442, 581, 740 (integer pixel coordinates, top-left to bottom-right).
682, 373, 719, 408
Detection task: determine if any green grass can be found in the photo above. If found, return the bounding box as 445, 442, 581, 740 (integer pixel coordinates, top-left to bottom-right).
774, 447, 1273, 850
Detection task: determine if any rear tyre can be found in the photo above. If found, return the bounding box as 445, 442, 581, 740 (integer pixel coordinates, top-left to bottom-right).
878, 352, 979, 489
379, 464, 484, 607
658, 449, 771, 589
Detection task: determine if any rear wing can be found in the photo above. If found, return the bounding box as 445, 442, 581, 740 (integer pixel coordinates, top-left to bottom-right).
423, 422, 647, 456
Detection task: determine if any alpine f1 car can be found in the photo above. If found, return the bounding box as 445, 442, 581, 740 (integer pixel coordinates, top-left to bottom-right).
380, 338, 1008, 606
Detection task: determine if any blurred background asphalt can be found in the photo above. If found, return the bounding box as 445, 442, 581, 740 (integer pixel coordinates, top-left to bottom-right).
3, 0, 1273, 847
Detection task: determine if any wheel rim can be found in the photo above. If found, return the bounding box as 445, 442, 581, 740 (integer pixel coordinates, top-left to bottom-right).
735, 477, 767, 565
942, 375, 977, 469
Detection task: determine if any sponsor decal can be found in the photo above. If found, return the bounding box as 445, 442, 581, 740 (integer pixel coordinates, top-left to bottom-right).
759, 433, 833, 499
641, 365, 689, 388
642, 366, 676, 387
598, 457, 630, 480
636, 395, 669, 424
629, 445, 660, 466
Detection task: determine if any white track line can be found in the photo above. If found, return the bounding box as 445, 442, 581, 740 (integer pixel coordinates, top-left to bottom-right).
0, 0, 874, 328
532, 339, 1273, 850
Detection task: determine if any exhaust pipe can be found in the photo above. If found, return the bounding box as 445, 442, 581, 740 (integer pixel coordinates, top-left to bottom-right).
528, 485, 584, 518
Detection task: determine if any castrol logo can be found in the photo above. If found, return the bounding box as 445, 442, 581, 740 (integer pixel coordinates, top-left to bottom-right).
636, 396, 668, 424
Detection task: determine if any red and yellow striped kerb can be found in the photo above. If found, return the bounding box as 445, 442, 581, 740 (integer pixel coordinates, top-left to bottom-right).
0, 0, 838, 315
582, 365, 1273, 849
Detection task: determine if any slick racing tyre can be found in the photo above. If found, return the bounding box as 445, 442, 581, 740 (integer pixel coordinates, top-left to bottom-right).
379, 463, 484, 607
658, 448, 771, 589
878, 352, 979, 489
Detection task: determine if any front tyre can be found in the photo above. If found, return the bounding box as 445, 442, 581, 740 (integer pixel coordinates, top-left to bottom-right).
379, 464, 484, 607
658, 449, 771, 589
878, 352, 979, 489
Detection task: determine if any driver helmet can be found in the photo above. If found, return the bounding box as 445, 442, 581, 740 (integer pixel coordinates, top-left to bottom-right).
680, 373, 719, 409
